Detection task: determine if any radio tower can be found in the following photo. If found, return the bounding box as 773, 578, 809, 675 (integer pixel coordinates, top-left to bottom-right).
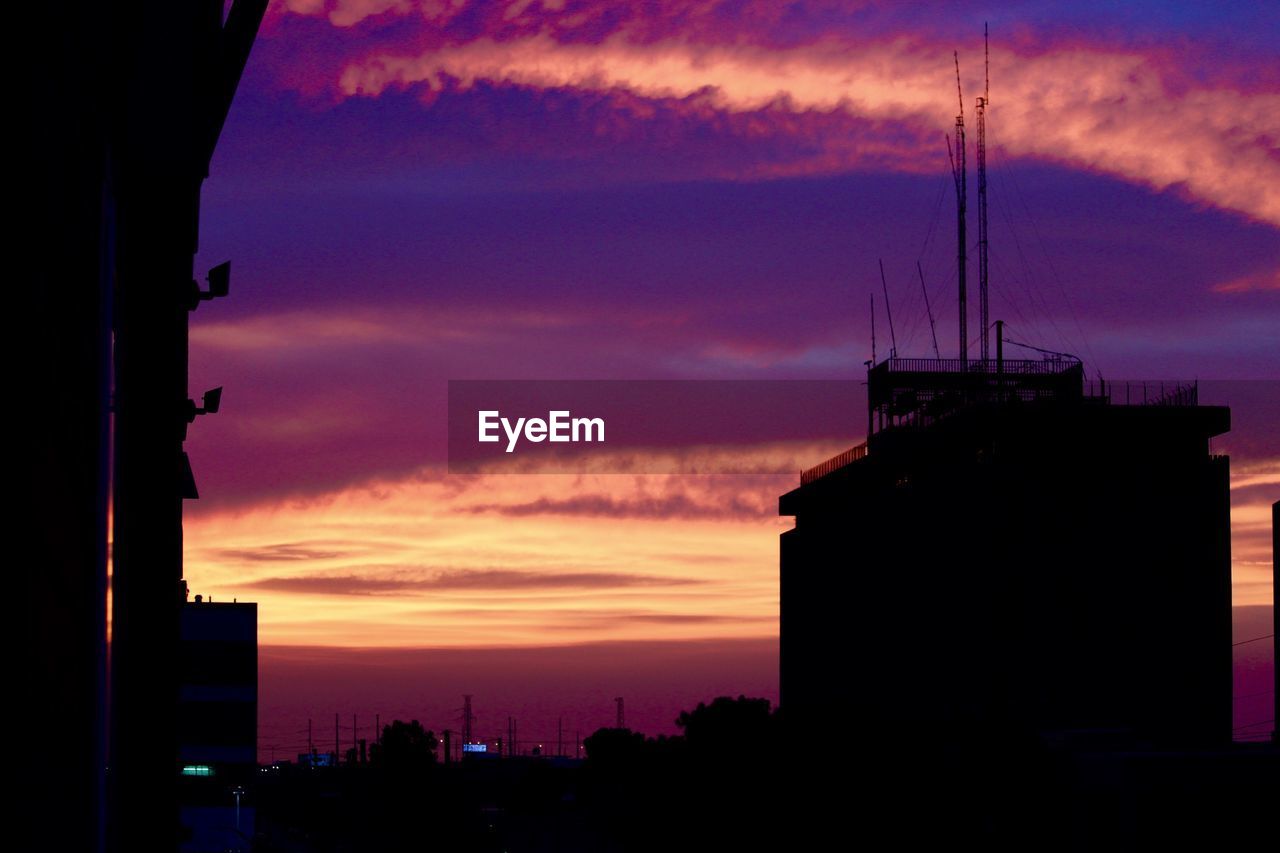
949, 52, 968, 364
615, 696, 625, 729
462, 695, 475, 744
976, 24, 991, 361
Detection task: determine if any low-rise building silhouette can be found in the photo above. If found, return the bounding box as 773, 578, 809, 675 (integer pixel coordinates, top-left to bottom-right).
178, 593, 257, 852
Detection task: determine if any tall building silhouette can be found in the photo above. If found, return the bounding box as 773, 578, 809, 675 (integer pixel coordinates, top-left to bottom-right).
780, 357, 1231, 748
20, 4, 267, 851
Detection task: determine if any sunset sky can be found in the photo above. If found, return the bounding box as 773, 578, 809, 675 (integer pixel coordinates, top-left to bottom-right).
179, 1, 1277, 751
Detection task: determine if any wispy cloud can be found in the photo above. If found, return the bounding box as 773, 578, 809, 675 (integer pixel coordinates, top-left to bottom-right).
346, 37, 1277, 224
248, 568, 704, 595
464, 491, 776, 520
264, 2, 1280, 225
216, 542, 354, 562
1213, 269, 1280, 294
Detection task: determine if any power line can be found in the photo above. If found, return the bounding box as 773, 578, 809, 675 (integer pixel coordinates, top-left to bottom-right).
1233, 633, 1275, 647
1233, 718, 1274, 731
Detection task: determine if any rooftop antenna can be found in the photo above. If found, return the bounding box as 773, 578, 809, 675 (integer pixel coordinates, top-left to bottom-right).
878, 259, 898, 358
951, 51, 968, 365
976, 23, 991, 362
917, 261, 941, 359
870, 292, 877, 364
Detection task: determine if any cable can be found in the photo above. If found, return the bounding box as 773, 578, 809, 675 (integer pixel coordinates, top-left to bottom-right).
1233, 718, 1274, 731
1000, 336, 1081, 362
1233, 633, 1275, 647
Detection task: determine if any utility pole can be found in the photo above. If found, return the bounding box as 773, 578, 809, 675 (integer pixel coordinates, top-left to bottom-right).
615, 697, 625, 729
557, 717, 563, 758
334, 713, 339, 764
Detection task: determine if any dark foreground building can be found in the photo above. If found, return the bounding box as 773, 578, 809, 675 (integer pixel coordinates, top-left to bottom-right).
781, 357, 1231, 747
777, 357, 1264, 848
179, 595, 258, 852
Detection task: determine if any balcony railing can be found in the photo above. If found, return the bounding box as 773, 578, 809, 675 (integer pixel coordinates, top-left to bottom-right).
880, 357, 1076, 375
800, 442, 868, 485
1084, 379, 1197, 407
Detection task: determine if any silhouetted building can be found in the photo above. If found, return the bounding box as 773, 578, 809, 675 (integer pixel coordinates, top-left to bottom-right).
18, 6, 115, 851
781, 358, 1231, 748
179, 595, 257, 852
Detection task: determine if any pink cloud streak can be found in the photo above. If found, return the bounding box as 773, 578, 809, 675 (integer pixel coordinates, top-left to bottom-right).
258, 2, 1280, 226
330, 34, 1279, 225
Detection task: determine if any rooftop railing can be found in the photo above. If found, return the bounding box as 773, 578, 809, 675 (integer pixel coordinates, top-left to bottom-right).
880, 357, 1077, 375
800, 442, 868, 485
797, 376, 1201, 487
1084, 379, 1197, 407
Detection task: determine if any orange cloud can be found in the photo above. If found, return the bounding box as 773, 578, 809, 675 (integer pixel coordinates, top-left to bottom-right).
184, 459, 805, 647
185, 445, 1278, 648
1213, 268, 1280, 293
335, 35, 1280, 225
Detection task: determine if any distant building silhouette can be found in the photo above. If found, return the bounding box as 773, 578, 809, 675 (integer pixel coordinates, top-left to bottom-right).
178, 594, 257, 852
781, 357, 1231, 748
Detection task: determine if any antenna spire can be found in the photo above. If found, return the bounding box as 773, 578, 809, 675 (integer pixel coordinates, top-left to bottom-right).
977, 24, 991, 361
952, 52, 968, 364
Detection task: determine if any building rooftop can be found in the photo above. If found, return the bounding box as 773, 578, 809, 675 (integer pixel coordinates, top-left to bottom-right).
800, 357, 1201, 486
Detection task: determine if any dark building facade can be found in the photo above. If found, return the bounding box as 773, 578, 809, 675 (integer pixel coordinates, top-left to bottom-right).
780, 358, 1232, 749
179, 596, 258, 852
20, 5, 267, 851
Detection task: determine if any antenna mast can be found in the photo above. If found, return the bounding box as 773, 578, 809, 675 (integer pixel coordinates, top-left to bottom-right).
870, 292, 877, 364
952, 52, 968, 365
917, 261, 940, 359
462, 694, 474, 744
976, 24, 991, 361
878, 259, 898, 358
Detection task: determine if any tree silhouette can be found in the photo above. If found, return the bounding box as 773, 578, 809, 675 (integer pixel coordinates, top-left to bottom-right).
677, 694, 779, 763
369, 719, 437, 769
582, 727, 647, 767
